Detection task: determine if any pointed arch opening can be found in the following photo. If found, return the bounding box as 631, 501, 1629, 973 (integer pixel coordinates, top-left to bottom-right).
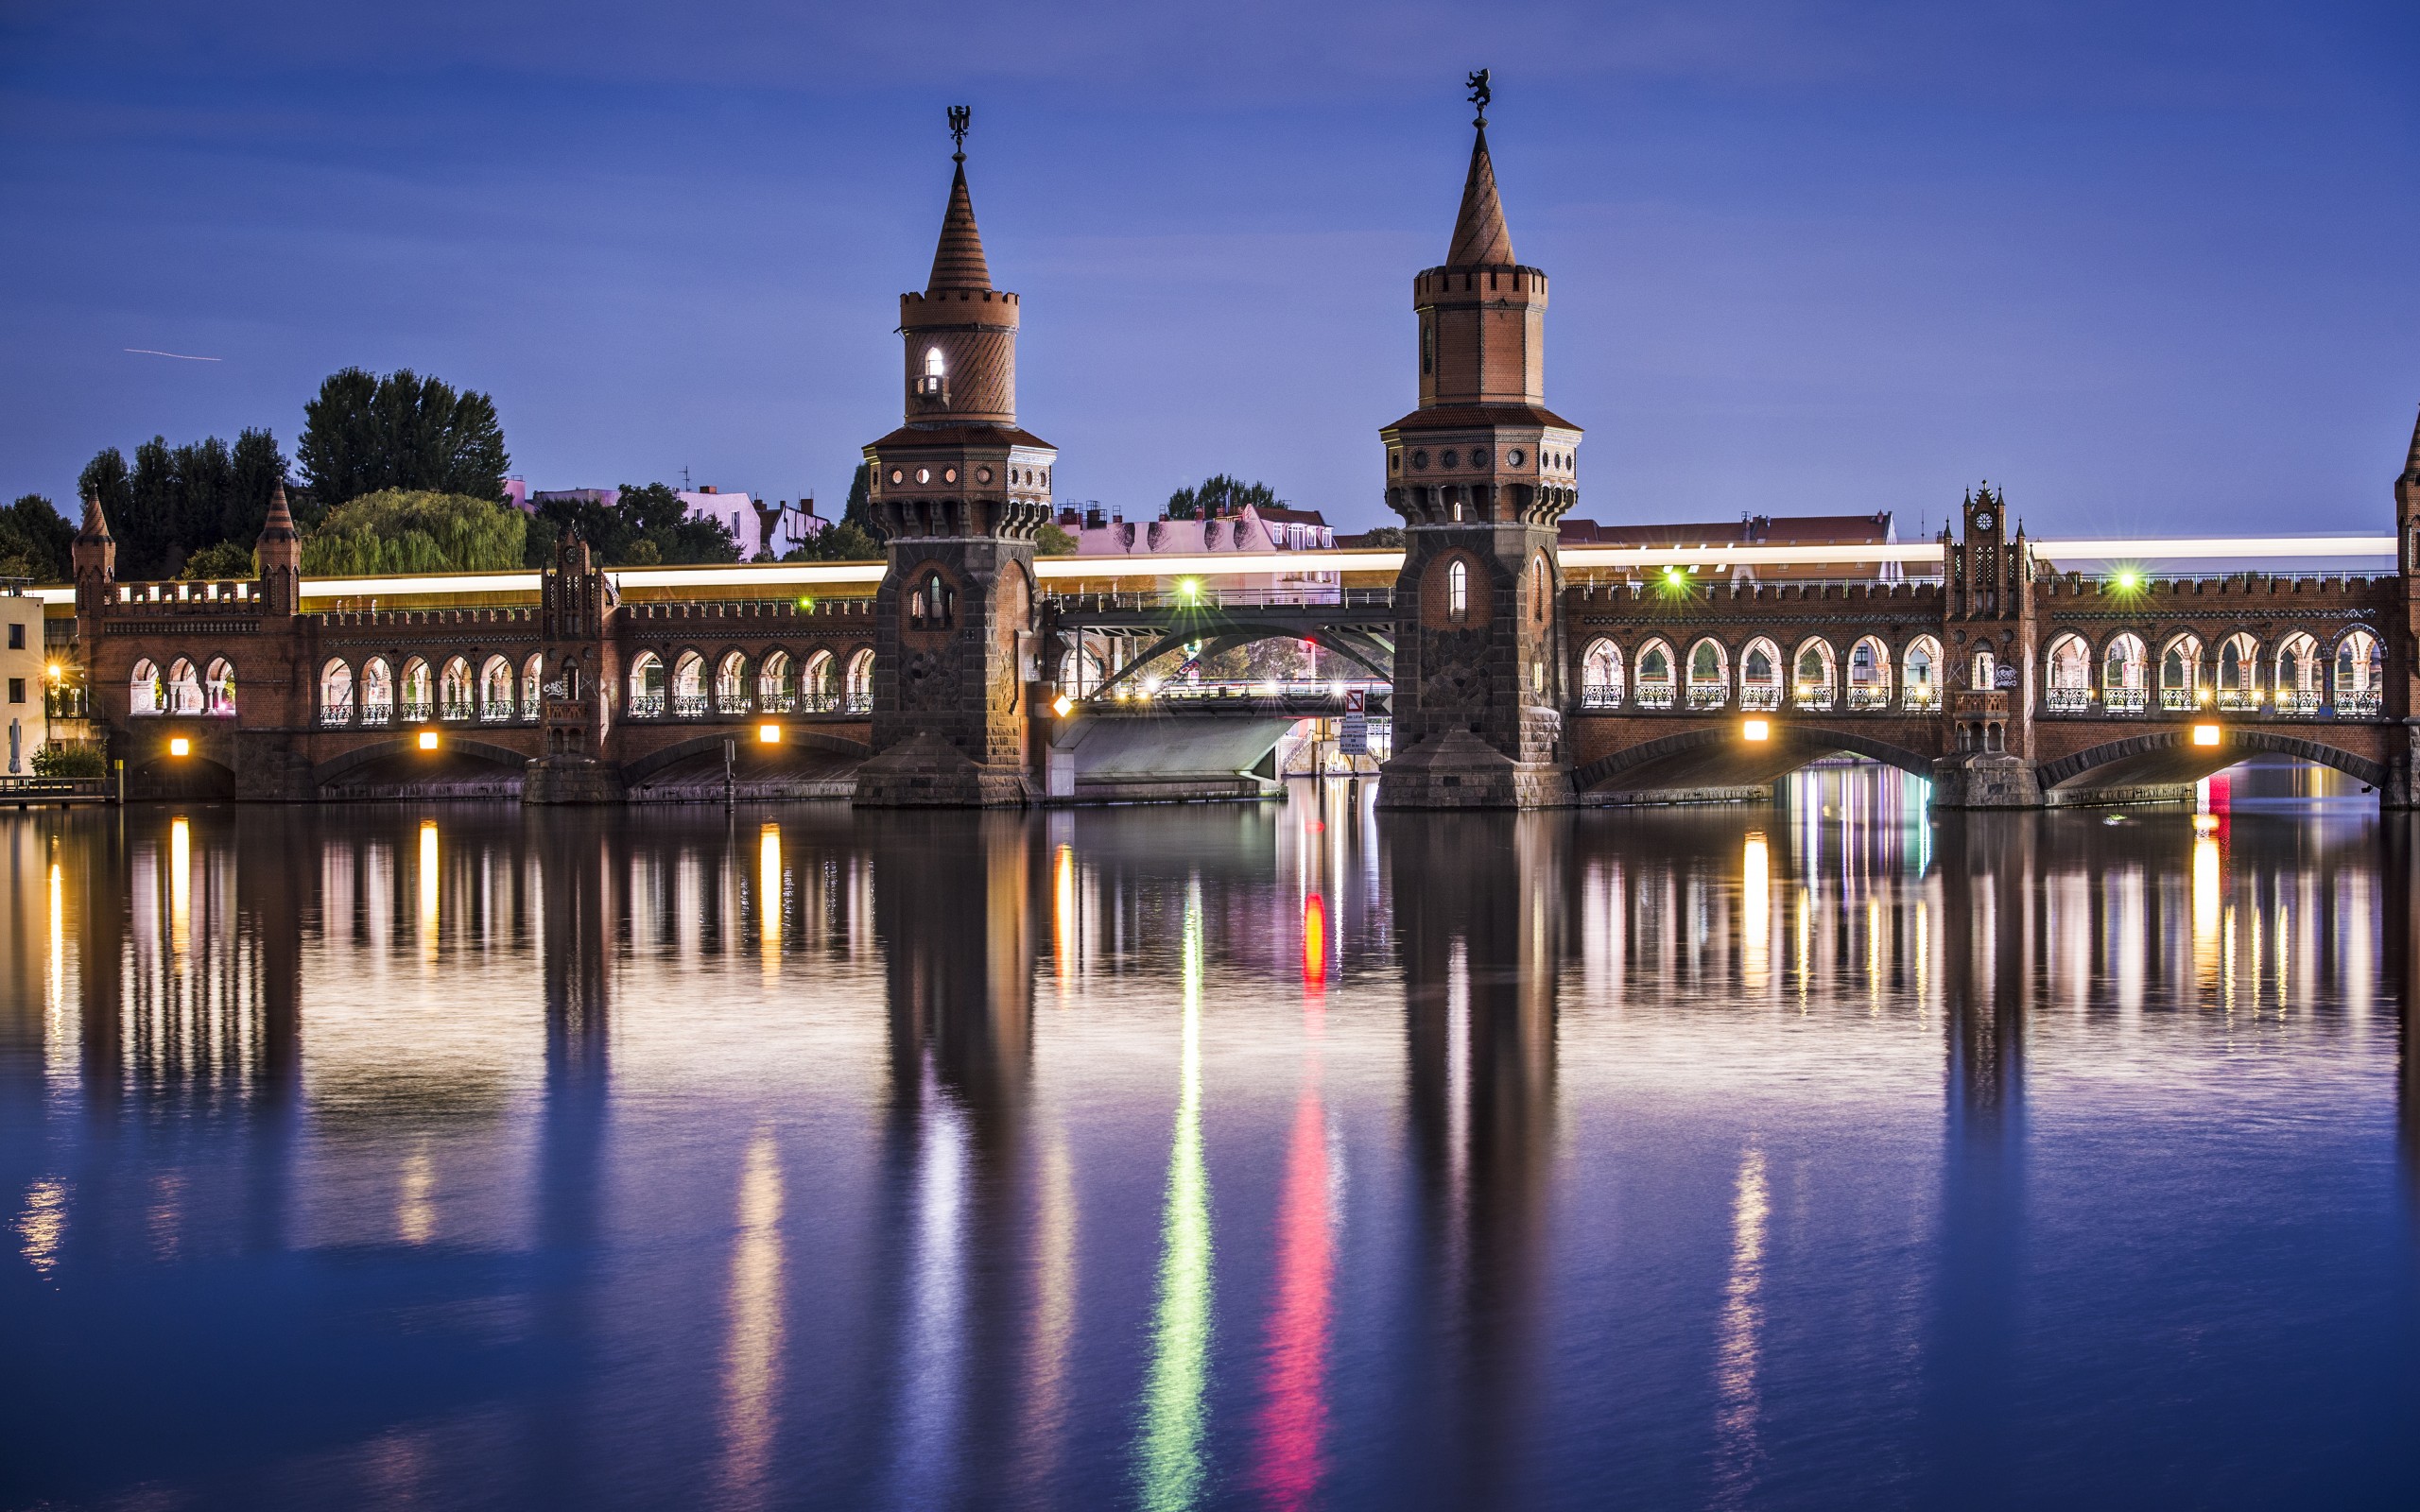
320, 659, 354, 727
2160, 634, 2204, 711
843, 648, 875, 713
478, 655, 514, 721
758, 650, 796, 713
1634, 638, 1675, 711
715, 650, 750, 713
361, 658, 394, 727
1846, 636, 1891, 711
2216, 632, 2259, 711
1739, 638, 1783, 711
1686, 638, 1729, 710
2333, 627, 2383, 716
2100, 633, 2147, 714
626, 651, 666, 717
671, 650, 708, 717
1580, 638, 1623, 709
1792, 639, 1837, 712
1903, 637, 1943, 711
2044, 633, 2090, 713
802, 649, 836, 712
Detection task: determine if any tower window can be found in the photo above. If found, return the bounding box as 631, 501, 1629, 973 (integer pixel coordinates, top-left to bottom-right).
1422, 320, 1434, 376
1447, 560, 1468, 619
924, 347, 944, 378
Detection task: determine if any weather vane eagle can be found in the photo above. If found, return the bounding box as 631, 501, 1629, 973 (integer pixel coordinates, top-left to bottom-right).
948, 105, 970, 162
1466, 68, 1491, 127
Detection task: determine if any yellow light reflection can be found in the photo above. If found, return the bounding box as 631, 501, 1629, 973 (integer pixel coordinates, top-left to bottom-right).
16, 1178, 67, 1277
1741, 833, 1769, 992
759, 824, 782, 957
397, 1148, 436, 1245
1053, 843, 1077, 1001
47, 861, 65, 1025
720, 1131, 786, 1503
169, 816, 191, 957
1018, 1132, 1079, 1493
2192, 834, 2221, 988
418, 820, 440, 958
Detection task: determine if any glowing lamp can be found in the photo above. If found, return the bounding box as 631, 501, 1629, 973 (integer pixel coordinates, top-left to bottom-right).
2113, 569, 2142, 593
417, 730, 440, 751
1051, 695, 1075, 718
1742, 719, 1771, 743
2192, 724, 2221, 747
796, 595, 815, 611
757, 723, 782, 744
167, 737, 191, 757
1176, 576, 1201, 603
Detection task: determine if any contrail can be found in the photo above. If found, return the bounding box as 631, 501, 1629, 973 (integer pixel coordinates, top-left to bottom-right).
124, 348, 221, 362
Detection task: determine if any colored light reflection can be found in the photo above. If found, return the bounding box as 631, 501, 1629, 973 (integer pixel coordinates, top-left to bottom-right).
169, 816, 190, 956
719, 1132, 786, 1502
1053, 843, 1078, 998
419, 820, 440, 954
1135, 889, 1212, 1510
1253, 990, 1334, 1507
1301, 893, 1326, 986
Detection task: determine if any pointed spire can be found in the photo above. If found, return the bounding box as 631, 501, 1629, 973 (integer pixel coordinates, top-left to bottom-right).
1446, 125, 1515, 268
927, 107, 993, 293
77, 493, 112, 541
258, 483, 298, 544
2403, 403, 2420, 476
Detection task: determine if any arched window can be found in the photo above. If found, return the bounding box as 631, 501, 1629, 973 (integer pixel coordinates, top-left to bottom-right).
1634, 639, 1675, 710
1580, 639, 1623, 709
2216, 633, 2259, 710
924, 346, 944, 378
671, 651, 708, 717
1060, 647, 1106, 699
1739, 638, 1782, 711
715, 651, 750, 713
1793, 639, 1837, 711
320, 660, 354, 727
626, 651, 666, 716
1903, 637, 1942, 711
844, 648, 875, 713
1686, 638, 1729, 710
165, 658, 203, 716
438, 657, 475, 719
2100, 633, 2147, 713
1972, 647, 1996, 692
1846, 636, 1891, 710
201, 658, 237, 717
2273, 632, 2321, 715
478, 655, 514, 721
130, 659, 163, 716
2044, 634, 2090, 712
758, 650, 795, 713
1530, 556, 1550, 622
521, 653, 544, 717
2334, 628, 2383, 716
1447, 559, 1469, 620
2159, 635, 2203, 711
360, 658, 394, 727
908, 573, 956, 629
399, 658, 434, 722
802, 649, 836, 712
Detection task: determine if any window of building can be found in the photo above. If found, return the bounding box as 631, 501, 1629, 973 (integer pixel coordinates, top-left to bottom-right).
6, 624, 22, 649
924, 347, 944, 378
7, 678, 22, 704
1447, 560, 1468, 618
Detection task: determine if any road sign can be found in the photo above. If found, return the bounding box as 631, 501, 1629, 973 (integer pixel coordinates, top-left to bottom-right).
1344, 687, 1366, 715
1339, 713, 1369, 756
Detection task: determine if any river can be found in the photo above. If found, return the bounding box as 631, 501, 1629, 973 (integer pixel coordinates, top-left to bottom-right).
3, 768, 2414, 1509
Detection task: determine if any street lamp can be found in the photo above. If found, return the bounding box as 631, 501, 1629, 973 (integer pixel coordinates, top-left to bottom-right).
757, 723, 782, 744
167, 737, 190, 758
1743, 719, 1771, 743
417, 730, 440, 751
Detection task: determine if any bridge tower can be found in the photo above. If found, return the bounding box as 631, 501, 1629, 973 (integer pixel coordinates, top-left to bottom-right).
1931, 484, 2044, 807
72, 492, 114, 648
2394, 405, 2420, 806
525, 534, 625, 803
856, 110, 1054, 808
1377, 79, 1581, 808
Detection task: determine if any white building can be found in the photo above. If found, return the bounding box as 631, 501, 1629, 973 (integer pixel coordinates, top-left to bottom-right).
1061, 502, 1339, 597
1, 587, 49, 774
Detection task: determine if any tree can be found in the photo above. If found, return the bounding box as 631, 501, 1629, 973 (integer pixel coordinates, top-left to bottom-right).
298, 368, 510, 508
1166, 472, 1279, 521
301, 490, 527, 576
1348, 524, 1405, 548
529, 482, 740, 568
78, 431, 289, 578
0, 495, 75, 582
1035, 521, 1078, 556
780, 520, 882, 562
179, 541, 257, 580
841, 464, 873, 531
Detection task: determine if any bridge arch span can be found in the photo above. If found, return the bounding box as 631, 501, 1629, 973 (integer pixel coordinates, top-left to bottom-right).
1574, 723, 1937, 795
2036, 729, 2386, 793
310, 735, 532, 789
618, 729, 871, 785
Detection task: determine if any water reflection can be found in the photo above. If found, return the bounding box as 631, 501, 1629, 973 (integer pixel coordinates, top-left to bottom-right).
1, 782, 2415, 1509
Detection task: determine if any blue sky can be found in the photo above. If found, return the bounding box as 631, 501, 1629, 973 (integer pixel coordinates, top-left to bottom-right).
2, 0, 2414, 537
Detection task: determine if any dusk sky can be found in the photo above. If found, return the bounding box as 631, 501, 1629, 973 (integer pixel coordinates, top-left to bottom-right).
3, 0, 2414, 538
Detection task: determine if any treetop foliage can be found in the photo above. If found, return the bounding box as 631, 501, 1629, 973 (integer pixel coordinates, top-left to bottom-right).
0, 495, 76, 583
301, 490, 528, 576
530, 483, 739, 569
1165, 473, 1279, 521
76, 430, 289, 579
299, 368, 509, 511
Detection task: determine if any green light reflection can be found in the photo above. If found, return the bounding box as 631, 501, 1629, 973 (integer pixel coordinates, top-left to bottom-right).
1134, 884, 1213, 1511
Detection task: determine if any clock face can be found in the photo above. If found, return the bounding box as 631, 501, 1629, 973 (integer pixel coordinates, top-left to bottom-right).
1974, 510, 1996, 532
